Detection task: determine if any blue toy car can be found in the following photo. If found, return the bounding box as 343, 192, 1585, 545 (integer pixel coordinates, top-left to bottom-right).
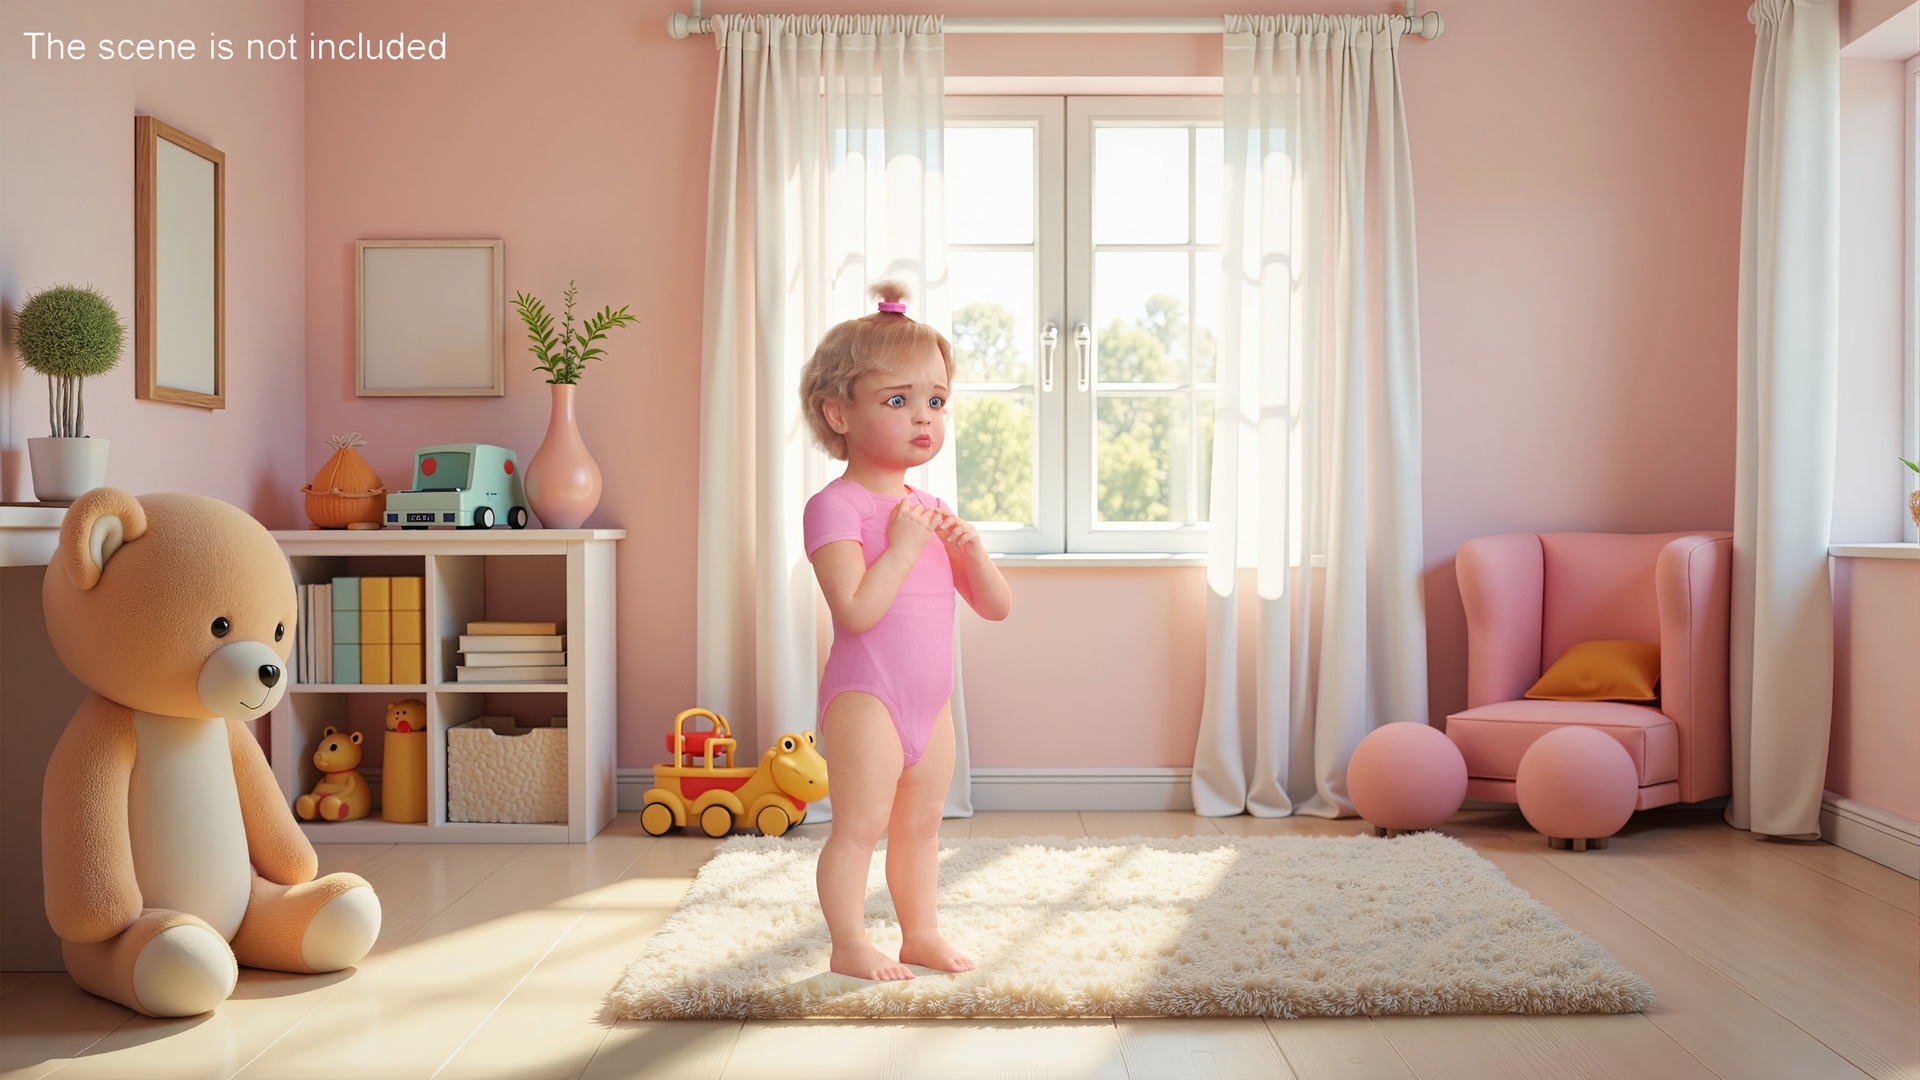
383, 444, 530, 529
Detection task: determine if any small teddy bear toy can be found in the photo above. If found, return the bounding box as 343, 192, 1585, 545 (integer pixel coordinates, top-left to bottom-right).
296, 727, 372, 822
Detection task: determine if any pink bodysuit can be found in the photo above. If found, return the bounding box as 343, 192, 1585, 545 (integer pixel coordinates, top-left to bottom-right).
803, 478, 955, 767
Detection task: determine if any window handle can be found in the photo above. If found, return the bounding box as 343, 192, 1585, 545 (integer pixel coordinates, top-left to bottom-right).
1074, 323, 1092, 392
1041, 322, 1059, 392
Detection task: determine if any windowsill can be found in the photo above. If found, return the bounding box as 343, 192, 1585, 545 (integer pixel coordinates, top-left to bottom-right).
1828, 543, 1920, 560
990, 552, 1207, 568
988, 553, 1332, 568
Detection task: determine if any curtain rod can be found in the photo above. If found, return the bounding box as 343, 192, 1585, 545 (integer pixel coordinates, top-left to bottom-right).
667, 10, 1446, 41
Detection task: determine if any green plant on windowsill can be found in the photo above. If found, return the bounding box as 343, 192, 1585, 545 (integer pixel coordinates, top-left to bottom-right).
510, 281, 636, 385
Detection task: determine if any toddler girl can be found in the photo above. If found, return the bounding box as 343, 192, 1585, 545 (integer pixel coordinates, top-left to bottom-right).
799, 281, 1012, 981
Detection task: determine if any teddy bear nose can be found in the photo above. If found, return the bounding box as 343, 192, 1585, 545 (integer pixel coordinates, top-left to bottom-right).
259, 664, 282, 688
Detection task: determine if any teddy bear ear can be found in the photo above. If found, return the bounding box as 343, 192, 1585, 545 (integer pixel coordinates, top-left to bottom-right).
57, 488, 148, 591
350, 731, 363, 745
321, 726, 339, 738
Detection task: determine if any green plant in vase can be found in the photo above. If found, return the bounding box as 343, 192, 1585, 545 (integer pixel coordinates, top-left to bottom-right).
509, 281, 637, 528
12, 285, 124, 502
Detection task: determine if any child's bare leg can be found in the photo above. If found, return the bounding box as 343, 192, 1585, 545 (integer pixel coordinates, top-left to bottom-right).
890, 706, 975, 973
818, 692, 914, 981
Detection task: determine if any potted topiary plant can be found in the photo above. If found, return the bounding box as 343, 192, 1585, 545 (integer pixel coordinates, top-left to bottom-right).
510, 281, 636, 528
13, 285, 124, 503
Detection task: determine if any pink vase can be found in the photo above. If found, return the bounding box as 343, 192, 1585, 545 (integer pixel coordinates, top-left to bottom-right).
524, 383, 602, 529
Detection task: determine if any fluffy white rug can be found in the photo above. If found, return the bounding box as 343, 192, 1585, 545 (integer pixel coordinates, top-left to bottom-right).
610, 833, 1654, 1019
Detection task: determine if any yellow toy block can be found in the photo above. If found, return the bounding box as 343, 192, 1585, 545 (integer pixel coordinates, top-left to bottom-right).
392, 608, 422, 644
361, 643, 392, 684
391, 576, 422, 611
391, 644, 423, 685
361, 608, 391, 644
361, 576, 391, 611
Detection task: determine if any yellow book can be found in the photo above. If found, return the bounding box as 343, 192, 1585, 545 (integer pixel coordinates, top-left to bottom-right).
361, 643, 392, 684
391, 576, 422, 611
361, 609, 391, 644
361, 576, 391, 611
391, 644, 423, 685
391, 609, 422, 644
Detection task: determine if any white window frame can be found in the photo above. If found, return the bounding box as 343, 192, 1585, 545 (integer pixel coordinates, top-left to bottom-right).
944, 96, 1066, 554
1905, 55, 1920, 542
944, 95, 1222, 555
1066, 96, 1223, 554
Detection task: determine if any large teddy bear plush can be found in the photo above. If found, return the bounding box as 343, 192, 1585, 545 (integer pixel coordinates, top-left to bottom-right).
41, 488, 381, 1017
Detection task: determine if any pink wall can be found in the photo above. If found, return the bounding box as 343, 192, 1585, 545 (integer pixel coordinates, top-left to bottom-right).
0, 0, 309, 521
1829, 557, 1920, 820
300, 0, 1756, 768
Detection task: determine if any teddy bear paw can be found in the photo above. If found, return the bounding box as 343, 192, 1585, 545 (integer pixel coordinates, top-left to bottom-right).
132, 923, 238, 1017
300, 884, 381, 972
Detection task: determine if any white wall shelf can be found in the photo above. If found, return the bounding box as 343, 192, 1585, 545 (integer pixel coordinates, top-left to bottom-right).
269, 528, 623, 844
1829, 542, 1920, 559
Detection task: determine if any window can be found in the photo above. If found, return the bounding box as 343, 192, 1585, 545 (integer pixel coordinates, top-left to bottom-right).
945, 96, 1222, 554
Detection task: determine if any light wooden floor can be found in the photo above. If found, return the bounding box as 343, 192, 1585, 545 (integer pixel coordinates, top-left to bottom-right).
2, 807, 1915, 1080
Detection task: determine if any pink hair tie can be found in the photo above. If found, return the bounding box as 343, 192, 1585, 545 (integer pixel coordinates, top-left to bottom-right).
877, 301, 907, 313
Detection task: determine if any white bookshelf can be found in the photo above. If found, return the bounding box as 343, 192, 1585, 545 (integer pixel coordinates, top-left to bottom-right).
268, 528, 623, 843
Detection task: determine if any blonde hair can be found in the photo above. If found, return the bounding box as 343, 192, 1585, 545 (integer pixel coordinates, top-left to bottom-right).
798, 280, 954, 461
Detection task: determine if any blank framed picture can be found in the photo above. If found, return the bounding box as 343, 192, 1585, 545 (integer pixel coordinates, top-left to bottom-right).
356, 239, 504, 396
135, 116, 224, 409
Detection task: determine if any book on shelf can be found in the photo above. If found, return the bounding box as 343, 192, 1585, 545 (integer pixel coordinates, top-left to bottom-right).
332, 577, 360, 684
455, 665, 567, 683
459, 651, 568, 668
458, 634, 565, 653
296, 585, 310, 684
466, 620, 562, 636
316, 586, 332, 683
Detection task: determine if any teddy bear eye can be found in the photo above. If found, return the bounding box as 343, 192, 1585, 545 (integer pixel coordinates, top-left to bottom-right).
275, 623, 285, 642
211, 617, 231, 638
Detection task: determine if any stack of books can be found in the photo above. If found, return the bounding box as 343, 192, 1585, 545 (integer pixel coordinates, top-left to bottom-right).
456, 621, 566, 683
295, 582, 333, 684
292, 575, 424, 685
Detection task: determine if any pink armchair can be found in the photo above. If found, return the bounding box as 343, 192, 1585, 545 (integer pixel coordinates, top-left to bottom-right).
1447, 531, 1733, 809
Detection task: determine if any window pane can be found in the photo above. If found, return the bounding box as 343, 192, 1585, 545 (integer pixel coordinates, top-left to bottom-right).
1094, 251, 1188, 382
1096, 394, 1188, 523
956, 394, 1033, 524
947, 127, 1034, 245
1195, 127, 1223, 245
1093, 127, 1188, 244
949, 251, 1034, 383
1193, 254, 1220, 384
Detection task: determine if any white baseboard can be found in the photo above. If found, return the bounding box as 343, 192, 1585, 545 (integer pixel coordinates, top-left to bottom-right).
1821, 791, 1919, 879
617, 767, 1194, 813
969, 767, 1193, 811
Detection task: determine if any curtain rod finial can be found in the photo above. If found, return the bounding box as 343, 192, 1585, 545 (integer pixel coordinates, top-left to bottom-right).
668, 11, 710, 38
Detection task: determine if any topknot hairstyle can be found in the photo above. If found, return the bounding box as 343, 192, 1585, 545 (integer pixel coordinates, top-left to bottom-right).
798, 279, 954, 461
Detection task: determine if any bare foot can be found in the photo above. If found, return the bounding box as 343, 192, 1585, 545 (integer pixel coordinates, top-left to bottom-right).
830, 942, 915, 981
898, 930, 976, 973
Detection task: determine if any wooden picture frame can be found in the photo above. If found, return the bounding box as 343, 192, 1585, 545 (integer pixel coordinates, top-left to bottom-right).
356, 239, 505, 397
135, 116, 224, 409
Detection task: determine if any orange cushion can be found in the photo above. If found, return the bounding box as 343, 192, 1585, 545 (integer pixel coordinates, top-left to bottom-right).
1524, 640, 1659, 703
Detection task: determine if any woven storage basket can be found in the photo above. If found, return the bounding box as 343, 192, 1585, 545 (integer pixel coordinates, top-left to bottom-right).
303, 432, 388, 528
446, 716, 567, 823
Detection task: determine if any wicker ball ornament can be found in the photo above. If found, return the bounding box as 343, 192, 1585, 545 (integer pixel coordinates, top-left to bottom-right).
303, 433, 388, 528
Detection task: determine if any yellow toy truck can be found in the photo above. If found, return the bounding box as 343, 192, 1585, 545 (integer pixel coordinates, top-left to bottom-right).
640, 708, 829, 838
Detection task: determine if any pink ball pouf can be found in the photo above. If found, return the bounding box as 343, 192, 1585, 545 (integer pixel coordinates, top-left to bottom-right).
1516, 726, 1638, 850
1348, 722, 1468, 834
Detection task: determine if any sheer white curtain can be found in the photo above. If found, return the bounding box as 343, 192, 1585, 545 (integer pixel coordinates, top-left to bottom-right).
696, 14, 973, 818
1193, 15, 1427, 818
1728, 0, 1839, 839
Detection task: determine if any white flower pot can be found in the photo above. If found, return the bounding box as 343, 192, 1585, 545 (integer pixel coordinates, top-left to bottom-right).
28, 437, 110, 503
